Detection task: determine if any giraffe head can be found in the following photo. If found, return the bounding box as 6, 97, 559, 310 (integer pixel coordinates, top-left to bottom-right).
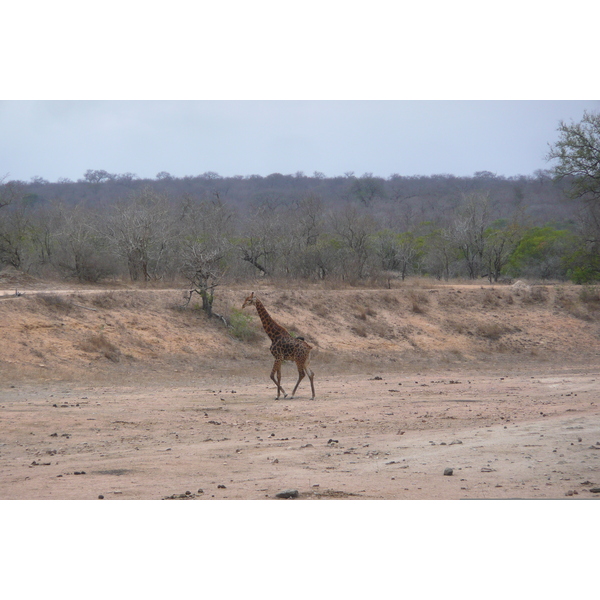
242, 292, 257, 309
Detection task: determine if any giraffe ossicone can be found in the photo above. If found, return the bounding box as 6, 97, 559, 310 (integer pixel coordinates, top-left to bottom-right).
242, 292, 316, 400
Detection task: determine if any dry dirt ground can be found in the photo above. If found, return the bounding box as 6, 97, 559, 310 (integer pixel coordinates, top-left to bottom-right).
1, 268, 599, 500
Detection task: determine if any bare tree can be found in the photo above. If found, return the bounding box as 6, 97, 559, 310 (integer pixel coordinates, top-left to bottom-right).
0, 206, 31, 268
104, 188, 175, 281
53, 204, 114, 282
180, 245, 227, 320
237, 202, 282, 276
177, 196, 233, 320
373, 230, 422, 280
451, 193, 492, 279
425, 227, 457, 281
330, 205, 376, 279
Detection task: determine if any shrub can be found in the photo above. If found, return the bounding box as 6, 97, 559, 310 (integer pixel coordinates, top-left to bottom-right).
229, 308, 262, 342
579, 285, 600, 306
36, 294, 73, 313
475, 322, 510, 340
521, 286, 548, 304
80, 334, 121, 362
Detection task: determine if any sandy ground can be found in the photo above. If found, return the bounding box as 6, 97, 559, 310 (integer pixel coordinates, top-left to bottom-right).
1, 270, 600, 500
2, 364, 599, 500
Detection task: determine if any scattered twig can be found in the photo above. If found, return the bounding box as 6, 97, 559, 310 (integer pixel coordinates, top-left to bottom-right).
72, 303, 98, 311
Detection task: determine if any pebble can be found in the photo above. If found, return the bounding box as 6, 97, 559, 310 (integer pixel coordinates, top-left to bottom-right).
275, 489, 299, 499
443, 468, 453, 476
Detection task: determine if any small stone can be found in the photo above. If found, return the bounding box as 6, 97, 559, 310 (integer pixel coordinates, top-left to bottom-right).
443, 468, 453, 476
275, 489, 299, 499
589, 487, 600, 493
217, 484, 226, 489
98, 495, 104, 499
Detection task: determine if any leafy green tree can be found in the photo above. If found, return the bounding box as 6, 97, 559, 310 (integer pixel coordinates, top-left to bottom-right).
507, 226, 576, 280
547, 110, 600, 204
547, 111, 600, 282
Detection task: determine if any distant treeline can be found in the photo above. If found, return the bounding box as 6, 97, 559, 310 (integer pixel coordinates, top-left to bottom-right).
0, 169, 595, 287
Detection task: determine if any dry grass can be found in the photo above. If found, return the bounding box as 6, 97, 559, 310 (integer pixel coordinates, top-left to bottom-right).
351, 325, 368, 337
36, 294, 74, 313
475, 322, 511, 340
89, 292, 120, 309
520, 286, 549, 304
407, 290, 429, 314
79, 334, 122, 362
446, 319, 469, 335
354, 306, 377, 320
579, 285, 600, 310
3, 279, 600, 385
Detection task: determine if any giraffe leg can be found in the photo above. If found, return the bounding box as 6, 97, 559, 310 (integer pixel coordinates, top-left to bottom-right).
307, 365, 315, 400
291, 359, 315, 400
290, 365, 305, 399
270, 360, 287, 399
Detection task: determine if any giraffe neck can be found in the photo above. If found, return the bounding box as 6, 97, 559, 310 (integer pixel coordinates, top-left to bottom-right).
255, 299, 289, 341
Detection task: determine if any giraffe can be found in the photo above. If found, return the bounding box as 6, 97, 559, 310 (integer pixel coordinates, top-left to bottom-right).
242, 292, 315, 400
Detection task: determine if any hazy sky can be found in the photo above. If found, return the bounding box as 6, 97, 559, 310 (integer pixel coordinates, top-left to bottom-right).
1, 100, 599, 183
2, 5, 599, 184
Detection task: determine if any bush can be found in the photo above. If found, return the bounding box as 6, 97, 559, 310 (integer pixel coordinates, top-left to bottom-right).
228, 308, 262, 342
80, 334, 121, 362
36, 294, 73, 313
579, 285, 600, 308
